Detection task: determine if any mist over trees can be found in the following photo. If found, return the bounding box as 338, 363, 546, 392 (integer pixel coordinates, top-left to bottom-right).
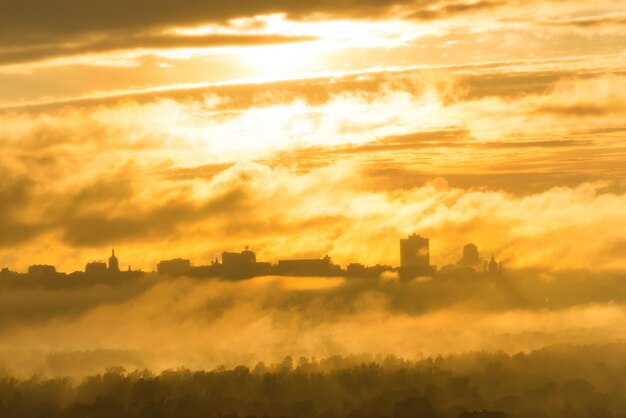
1, 271, 626, 417
2, 344, 626, 418
1, 270, 626, 377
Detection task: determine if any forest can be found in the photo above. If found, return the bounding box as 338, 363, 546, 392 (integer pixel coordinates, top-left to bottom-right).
2, 344, 626, 418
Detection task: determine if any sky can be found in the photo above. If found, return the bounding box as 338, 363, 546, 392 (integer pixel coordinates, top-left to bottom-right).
1, 0, 626, 272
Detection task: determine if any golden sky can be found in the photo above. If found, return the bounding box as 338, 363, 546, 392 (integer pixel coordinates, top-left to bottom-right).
1, 0, 625, 272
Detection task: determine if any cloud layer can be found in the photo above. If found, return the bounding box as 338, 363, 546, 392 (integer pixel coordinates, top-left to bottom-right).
1, 68, 625, 271
0, 0, 623, 69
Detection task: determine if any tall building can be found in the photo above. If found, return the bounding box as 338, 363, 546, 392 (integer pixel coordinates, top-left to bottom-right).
108, 249, 120, 273
400, 233, 430, 268
458, 243, 481, 269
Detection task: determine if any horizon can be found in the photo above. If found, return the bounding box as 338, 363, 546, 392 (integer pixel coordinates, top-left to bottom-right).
4, 233, 506, 275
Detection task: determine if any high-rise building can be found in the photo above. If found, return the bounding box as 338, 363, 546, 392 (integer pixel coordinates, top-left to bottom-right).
400, 233, 430, 268
460, 243, 480, 267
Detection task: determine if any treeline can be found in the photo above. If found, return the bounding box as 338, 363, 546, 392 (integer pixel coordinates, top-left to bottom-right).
2, 344, 626, 418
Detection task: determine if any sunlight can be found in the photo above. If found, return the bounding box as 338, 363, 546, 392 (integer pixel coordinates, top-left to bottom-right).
237, 41, 326, 76
3, 0, 626, 415
171, 14, 440, 48
277, 276, 345, 290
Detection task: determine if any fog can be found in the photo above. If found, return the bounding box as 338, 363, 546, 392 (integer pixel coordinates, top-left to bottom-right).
1, 270, 625, 380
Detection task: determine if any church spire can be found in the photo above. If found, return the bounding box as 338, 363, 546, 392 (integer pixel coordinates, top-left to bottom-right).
108, 248, 120, 273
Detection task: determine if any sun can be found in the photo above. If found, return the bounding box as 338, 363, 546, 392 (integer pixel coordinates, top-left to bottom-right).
238, 41, 326, 77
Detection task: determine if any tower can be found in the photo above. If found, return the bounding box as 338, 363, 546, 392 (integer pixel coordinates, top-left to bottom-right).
108, 249, 120, 273
461, 243, 480, 267
400, 233, 430, 269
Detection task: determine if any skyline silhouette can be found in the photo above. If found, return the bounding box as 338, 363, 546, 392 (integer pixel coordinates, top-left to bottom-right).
0, 234, 504, 281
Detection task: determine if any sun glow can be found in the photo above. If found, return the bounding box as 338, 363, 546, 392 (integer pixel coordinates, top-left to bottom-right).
171, 13, 440, 48
238, 41, 327, 76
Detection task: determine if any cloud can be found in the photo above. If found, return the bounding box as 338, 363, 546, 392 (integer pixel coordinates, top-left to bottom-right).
0, 170, 45, 246
7, 69, 624, 152
410, 1, 500, 20
442, 74, 626, 139
59, 183, 249, 247
1, 71, 626, 271
0, 0, 407, 40
1, 157, 626, 272
0, 56, 609, 111
4, 0, 618, 67
538, 14, 626, 29
0, 0, 414, 65
0, 33, 317, 66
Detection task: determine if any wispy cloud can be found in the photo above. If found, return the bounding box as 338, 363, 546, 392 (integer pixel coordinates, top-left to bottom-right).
0, 33, 316, 66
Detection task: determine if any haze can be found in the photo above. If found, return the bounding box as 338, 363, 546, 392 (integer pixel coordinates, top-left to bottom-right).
1, 1, 626, 417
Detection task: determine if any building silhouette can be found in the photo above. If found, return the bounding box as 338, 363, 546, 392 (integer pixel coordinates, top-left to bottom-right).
276, 255, 341, 277
85, 261, 108, 274
223, 246, 256, 266
157, 258, 191, 276
108, 249, 119, 273
74, 249, 144, 280
400, 233, 430, 268
27, 264, 57, 277
399, 233, 432, 278
439, 243, 505, 277
221, 246, 271, 279
439, 242, 484, 275
485, 254, 503, 276
460, 243, 480, 267
3, 235, 510, 281
346, 263, 395, 278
